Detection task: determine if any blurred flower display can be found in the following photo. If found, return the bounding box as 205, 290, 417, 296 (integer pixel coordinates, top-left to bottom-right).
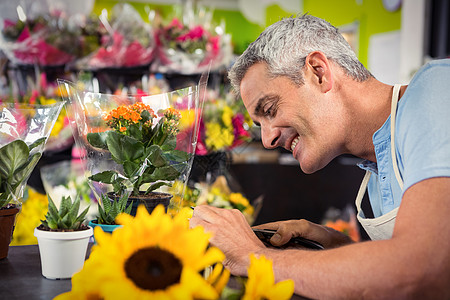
196, 89, 253, 155
322, 205, 360, 242
153, 3, 232, 74
0, 10, 102, 66
75, 3, 155, 69
10, 187, 47, 245
168, 175, 261, 225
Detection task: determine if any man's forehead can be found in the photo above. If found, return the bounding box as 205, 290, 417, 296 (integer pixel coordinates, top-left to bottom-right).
240, 63, 269, 100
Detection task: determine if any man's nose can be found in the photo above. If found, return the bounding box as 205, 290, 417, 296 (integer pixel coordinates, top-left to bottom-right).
261, 125, 280, 149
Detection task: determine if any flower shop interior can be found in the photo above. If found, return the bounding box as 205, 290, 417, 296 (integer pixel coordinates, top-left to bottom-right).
1, 0, 448, 299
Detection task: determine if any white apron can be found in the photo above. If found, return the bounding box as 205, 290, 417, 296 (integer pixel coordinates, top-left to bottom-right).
355, 84, 404, 240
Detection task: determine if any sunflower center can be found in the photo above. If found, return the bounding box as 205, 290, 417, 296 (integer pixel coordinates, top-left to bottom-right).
125, 247, 182, 291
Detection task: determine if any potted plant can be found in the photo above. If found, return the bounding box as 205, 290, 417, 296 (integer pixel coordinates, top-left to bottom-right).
86, 103, 189, 215
0, 102, 64, 259
0, 138, 46, 259
34, 195, 92, 280
88, 193, 132, 242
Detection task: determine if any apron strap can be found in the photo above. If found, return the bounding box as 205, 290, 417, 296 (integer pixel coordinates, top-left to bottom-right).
390, 84, 404, 190
355, 84, 404, 215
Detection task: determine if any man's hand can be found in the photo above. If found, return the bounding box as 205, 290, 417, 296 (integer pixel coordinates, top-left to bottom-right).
253, 219, 354, 249
189, 205, 267, 276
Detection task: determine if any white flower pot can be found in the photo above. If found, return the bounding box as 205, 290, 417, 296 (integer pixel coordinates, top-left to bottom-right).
34, 227, 93, 279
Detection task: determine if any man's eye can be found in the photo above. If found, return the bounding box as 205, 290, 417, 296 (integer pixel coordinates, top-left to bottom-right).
264, 105, 275, 116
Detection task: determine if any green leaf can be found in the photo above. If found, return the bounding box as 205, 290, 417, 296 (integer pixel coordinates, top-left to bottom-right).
9, 152, 42, 188
161, 136, 176, 151
28, 137, 46, 151
0, 192, 10, 209
145, 181, 171, 193
87, 132, 109, 149
127, 124, 143, 142
123, 161, 139, 178
150, 165, 180, 181
67, 196, 81, 223
89, 171, 120, 184
147, 145, 166, 167
0, 140, 29, 181
162, 150, 189, 163
59, 195, 72, 218
106, 131, 144, 164
74, 206, 90, 227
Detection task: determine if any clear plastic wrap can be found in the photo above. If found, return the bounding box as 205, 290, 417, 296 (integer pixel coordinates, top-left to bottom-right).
74, 3, 156, 70
58, 71, 208, 212
0, 0, 97, 66
152, 4, 232, 74
0, 102, 64, 207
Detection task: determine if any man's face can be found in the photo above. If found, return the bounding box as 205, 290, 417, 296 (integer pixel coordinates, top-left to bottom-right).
240, 62, 344, 174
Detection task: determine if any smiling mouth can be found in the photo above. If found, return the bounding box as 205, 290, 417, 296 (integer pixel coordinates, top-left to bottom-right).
290, 136, 300, 152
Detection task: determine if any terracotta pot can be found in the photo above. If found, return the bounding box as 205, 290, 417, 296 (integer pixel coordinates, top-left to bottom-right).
108, 191, 173, 216
0, 206, 20, 260
34, 226, 93, 279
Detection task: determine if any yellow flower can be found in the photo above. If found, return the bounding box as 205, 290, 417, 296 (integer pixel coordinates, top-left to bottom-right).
55, 205, 228, 300
11, 187, 48, 246
221, 106, 233, 127
229, 193, 250, 207
243, 254, 294, 300
205, 123, 234, 151
178, 109, 195, 129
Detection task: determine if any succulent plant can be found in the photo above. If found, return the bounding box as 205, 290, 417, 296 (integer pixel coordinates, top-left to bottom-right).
40, 195, 89, 230
97, 193, 133, 225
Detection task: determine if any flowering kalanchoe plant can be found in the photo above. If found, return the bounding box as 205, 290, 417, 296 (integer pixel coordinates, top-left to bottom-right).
86, 102, 189, 196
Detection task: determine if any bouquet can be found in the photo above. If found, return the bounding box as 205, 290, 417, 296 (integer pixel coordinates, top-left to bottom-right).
0, 101, 64, 208
196, 89, 253, 155
0, 72, 73, 152
59, 72, 208, 213
153, 4, 232, 74
75, 3, 155, 69
0, 8, 101, 67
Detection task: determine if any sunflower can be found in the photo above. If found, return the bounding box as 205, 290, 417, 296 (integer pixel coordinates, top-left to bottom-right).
55, 205, 228, 300
242, 254, 294, 300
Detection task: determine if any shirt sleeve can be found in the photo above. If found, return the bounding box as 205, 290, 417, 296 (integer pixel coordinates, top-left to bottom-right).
395, 59, 450, 193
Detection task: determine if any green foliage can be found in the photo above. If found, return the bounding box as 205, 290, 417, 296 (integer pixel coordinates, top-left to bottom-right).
0, 138, 45, 208
40, 195, 90, 230
97, 193, 133, 225
86, 106, 189, 196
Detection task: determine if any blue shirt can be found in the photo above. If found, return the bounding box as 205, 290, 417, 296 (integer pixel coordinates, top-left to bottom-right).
358, 59, 450, 218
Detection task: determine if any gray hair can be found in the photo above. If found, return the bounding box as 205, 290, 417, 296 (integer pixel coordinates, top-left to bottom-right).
228, 14, 373, 96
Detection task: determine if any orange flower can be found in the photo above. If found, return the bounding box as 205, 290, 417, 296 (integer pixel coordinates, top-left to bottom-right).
119, 126, 127, 132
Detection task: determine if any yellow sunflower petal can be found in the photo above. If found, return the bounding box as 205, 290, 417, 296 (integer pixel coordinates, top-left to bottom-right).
65, 203, 226, 300
243, 254, 294, 300
265, 280, 295, 300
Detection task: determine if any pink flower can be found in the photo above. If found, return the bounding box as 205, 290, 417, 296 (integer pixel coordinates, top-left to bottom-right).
169, 18, 184, 29
29, 90, 39, 105
176, 26, 206, 42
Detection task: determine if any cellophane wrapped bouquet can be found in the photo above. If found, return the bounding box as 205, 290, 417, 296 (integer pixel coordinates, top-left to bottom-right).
0, 72, 73, 152
75, 3, 155, 69
153, 3, 232, 74
0, 0, 101, 66
0, 100, 64, 208
58, 71, 208, 214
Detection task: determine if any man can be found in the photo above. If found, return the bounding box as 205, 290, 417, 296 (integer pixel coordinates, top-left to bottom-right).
190, 14, 450, 298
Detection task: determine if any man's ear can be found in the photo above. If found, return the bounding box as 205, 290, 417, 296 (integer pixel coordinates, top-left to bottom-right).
304, 51, 333, 93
